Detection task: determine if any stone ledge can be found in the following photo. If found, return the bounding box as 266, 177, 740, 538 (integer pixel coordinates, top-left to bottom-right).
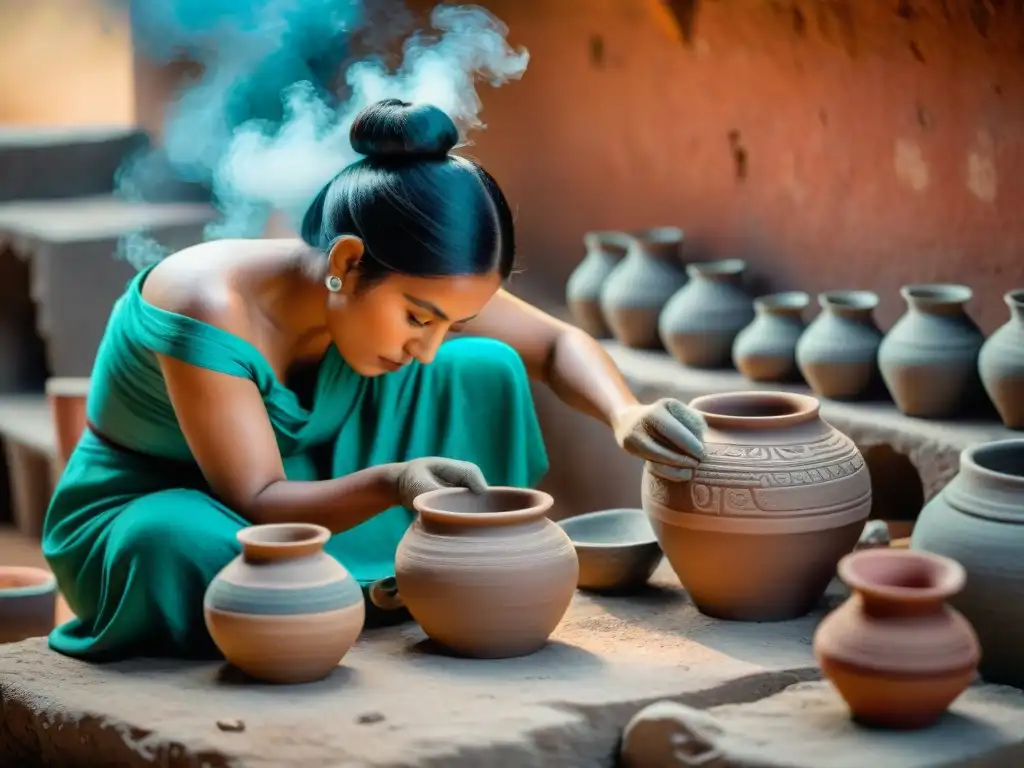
603, 342, 1018, 500
2, 564, 1023, 767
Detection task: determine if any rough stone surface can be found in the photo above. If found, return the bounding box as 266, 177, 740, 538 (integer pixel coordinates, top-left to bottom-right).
604, 343, 1017, 502
2, 563, 1023, 767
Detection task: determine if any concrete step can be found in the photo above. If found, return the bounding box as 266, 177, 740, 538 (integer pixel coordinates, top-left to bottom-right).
0, 126, 149, 203
0, 393, 57, 539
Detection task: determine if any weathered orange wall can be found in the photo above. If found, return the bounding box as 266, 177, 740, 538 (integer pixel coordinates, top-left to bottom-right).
465, 0, 1024, 334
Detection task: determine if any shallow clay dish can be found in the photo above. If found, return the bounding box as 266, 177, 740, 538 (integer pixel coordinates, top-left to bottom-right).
558, 508, 663, 593
0, 566, 58, 644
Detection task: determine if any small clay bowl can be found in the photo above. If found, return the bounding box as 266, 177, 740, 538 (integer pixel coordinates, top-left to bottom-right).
558, 508, 663, 593
0, 566, 58, 644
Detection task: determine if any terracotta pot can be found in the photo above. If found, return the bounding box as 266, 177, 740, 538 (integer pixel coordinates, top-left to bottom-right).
732, 290, 809, 382
642, 391, 871, 621
45, 376, 90, 468
0, 566, 57, 644
878, 284, 985, 418
911, 439, 1024, 688
566, 231, 629, 338
978, 289, 1024, 429
598, 227, 687, 349
658, 258, 754, 369
204, 523, 365, 684
795, 290, 883, 400
396, 486, 578, 658
814, 548, 979, 729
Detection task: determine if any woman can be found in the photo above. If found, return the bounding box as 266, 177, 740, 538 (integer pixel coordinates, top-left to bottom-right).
42, 99, 706, 662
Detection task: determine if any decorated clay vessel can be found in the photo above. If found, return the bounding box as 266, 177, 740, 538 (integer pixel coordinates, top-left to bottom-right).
642, 391, 871, 621
566, 231, 629, 338
204, 523, 365, 684
0, 566, 57, 644
795, 290, 883, 400
658, 258, 754, 369
878, 284, 985, 418
732, 291, 809, 382
911, 439, 1024, 688
978, 289, 1024, 429
814, 548, 980, 729
599, 227, 687, 349
396, 486, 578, 658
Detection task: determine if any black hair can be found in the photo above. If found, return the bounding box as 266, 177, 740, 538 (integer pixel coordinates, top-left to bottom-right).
301, 98, 517, 291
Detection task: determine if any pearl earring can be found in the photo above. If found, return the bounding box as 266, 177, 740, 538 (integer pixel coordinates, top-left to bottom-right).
325, 274, 343, 292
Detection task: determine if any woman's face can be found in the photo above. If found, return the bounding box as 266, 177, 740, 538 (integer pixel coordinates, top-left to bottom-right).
325, 238, 502, 377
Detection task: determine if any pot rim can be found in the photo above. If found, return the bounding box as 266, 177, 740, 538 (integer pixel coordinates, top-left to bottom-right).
557, 508, 658, 549
0, 566, 57, 598
1005, 289, 1024, 310
413, 486, 554, 526
687, 390, 820, 430
754, 290, 810, 313
236, 523, 330, 550
818, 290, 879, 311
900, 283, 973, 306
838, 548, 966, 603
627, 226, 684, 245
960, 439, 1024, 488
686, 258, 747, 277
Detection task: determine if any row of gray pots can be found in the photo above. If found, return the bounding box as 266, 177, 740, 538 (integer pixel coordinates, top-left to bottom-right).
565, 228, 1023, 427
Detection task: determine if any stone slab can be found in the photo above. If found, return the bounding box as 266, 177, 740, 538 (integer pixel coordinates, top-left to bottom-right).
2, 564, 1022, 767
603, 342, 1018, 500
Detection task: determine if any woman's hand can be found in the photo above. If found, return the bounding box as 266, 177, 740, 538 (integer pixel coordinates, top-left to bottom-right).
393, 457, 489, 509
613, 398, 707, 482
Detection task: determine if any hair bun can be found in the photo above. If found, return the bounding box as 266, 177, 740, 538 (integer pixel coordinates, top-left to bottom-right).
350, 99, 459, 160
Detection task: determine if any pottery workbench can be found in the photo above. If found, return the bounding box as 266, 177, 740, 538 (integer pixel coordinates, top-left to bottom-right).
2, 563, 1024, 767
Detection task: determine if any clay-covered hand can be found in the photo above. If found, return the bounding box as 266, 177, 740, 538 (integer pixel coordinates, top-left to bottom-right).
613, 398, 707, 482
394, 457, 489, 509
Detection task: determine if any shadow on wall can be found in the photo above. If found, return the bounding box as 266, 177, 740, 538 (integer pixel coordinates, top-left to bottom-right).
0, 0, 132, 126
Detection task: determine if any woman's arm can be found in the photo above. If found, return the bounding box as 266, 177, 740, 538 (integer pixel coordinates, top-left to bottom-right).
157, 354, 402, 531
460, 289, 640, 426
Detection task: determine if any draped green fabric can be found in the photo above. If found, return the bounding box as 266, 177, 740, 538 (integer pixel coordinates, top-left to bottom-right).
42, 266, 548, 661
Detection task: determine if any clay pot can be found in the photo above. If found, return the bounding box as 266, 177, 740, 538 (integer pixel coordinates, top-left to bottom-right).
878, 284, 985, 418
732, 291, 809, 382
642, 391, 871, 621
978, 289, 1024, 429
598, 227, 687, 349
45, 376, 90, 468
204, 523, 365, 684
911, 439, 1024, 689
658, 258, 754, 369
566, 231, 629, 338
395, 486, 578, 658
0, 566, 57, 644
795, 290, 883, 400
814, 548, 980, 729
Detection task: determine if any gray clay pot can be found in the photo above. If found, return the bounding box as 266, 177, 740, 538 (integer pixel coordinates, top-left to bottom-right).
795, 290, 883, 401
732, 291, 809, 382
878, 284, 985, 419
565, 231, 629, 338
658, 258, 754, 369
979, 289, 1024, 430
598, 227, 687, 349
911, 439, 1024, 688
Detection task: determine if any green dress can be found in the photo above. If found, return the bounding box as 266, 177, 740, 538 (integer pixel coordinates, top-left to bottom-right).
41, 265, 548, 661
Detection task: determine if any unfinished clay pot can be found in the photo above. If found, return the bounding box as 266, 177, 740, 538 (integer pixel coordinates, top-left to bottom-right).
878, 284, 985, 418
911, 439, 1024, 689
814, 548, 980, 729
204, 523, 365, 684
658, 258, 754, 368
396, 486, 578, 658
0, 566, 57, 644
978, 289, 1024, 429
642, 391, 871, 621
732, 291, 809, 382
795, 290, 883, 400
566, 231, 629, 338
598, 227, 687, 349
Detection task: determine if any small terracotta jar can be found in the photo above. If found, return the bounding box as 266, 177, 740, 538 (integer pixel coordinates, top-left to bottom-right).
642, 391, 871, 621
204, 523, 365, 684
978, 289, 1024, 429
45, 376, 90, 468
566, 231, 629, 338
0, 566, 57, 644
814, 548, 980, 729
732, 291, 809, 382
396, 486, 578, 658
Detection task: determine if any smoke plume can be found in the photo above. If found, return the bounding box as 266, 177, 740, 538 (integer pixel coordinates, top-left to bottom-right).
117, 0, 529, 268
